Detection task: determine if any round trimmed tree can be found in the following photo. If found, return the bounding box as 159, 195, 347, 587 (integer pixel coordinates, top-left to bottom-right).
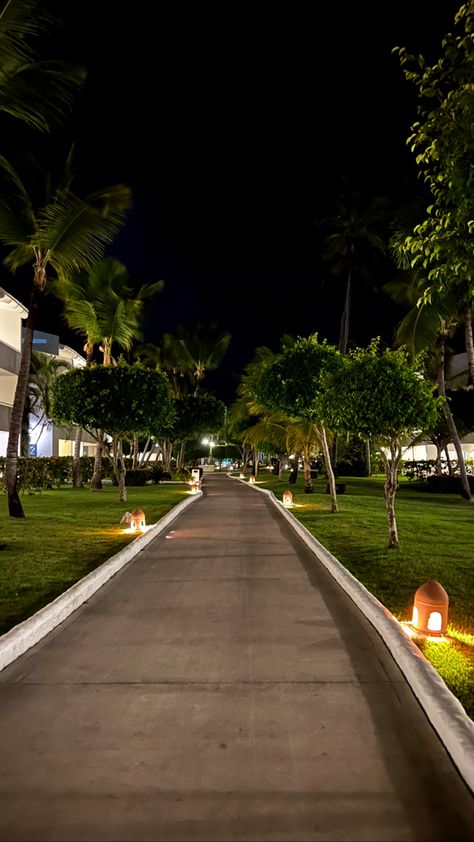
52, 363, 173, 500
254, 335, 343, 511
326, 343, 439, 547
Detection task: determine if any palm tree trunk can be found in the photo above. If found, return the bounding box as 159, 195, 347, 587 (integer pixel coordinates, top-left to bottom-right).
177, 441, 185, 472
132, 434, 139, 469
437, 334, 471, 499
303, 456, 313, 493
5, 282, 42, 517
252, 448, 258, 478
318, 422, 338, 513
72, 426, 83, 488
339, 247, 353, 355
91, 430, 103, 491
20, 395, 31, 457
463, 304, 474, 386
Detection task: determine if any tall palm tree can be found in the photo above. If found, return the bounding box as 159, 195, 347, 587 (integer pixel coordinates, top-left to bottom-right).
317, 180, 388, 354
0, 0, 85, 133
0, 154, 131, 515
52, 257, 163, 488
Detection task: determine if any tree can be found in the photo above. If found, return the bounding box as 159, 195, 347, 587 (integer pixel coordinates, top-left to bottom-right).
327, 342, 439, 548
317, 180, 388, 354
253, 335, 343, 511
52, 362, 173, 501
27, 350, 68, 449
394, 3, 474, 379
171, 394, 225, 470
51, 257, 163, 488
0, 0, 85, 133
0, 152, 131, 516
162, 322, 231, 395
384, 272, 472, 499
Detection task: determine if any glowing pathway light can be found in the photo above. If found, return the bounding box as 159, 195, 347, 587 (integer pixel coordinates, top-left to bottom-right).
282, 490, 293, 507
411, 580, 449, 637
130, 508, 146, 532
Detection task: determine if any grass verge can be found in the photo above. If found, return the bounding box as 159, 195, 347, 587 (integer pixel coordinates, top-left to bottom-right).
249, 471, 474, 720
0, 483, 189, 636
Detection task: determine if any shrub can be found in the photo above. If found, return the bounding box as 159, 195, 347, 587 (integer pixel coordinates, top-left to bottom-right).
111, 468, 152, 486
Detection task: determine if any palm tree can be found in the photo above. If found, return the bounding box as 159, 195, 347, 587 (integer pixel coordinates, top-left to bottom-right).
0, 153, 131, 515
52, 257, 163, 488
0, 0, 85, 133
317, 180, 388, 354
162, 322, 231, 395
27, 350, 68, 449
384, 273, 472, 500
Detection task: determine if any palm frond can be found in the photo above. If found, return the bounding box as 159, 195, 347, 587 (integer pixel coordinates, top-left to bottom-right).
33, 186, 131, 274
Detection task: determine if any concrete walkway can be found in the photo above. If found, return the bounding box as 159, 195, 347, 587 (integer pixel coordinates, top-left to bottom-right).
0, 474, 473, 841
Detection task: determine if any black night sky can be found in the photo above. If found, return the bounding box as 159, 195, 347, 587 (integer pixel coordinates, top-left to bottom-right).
2, 1, 464, 402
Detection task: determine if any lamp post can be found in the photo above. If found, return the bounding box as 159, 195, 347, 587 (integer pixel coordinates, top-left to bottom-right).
202, 436, 216, 464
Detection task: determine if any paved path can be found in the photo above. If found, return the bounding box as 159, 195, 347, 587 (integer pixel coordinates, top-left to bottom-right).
0, 473, 473, 841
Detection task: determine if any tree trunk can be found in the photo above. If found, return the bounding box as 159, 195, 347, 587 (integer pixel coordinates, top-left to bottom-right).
177, 441, 186, 472
252, 448, 258, 478
380, 440, 402, 549
132, 434, 139, 469
437, 334, 471, 499
318, 422, 338, 513
339, 248, 353, 355
303, 457, 313, 493
161, 439, 172, 472
463, 304, 474, 386
445, 447, 453, 476
91, 430, 104, 491
112, 436, 127, 502
20, 395, 31, 457
365, 438, 372, 477
5, 282, 43, 517
72, 426, 83, 488
435, 442, 443, 477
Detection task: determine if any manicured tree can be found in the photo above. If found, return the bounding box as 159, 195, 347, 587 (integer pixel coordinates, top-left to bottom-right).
52, 363, 173, 501
171, 394, 225, 470
326, 343, 440, 548
254, 335, 343, 512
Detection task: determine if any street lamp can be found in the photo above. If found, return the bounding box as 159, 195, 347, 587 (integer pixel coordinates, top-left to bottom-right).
202, 436, 216, 464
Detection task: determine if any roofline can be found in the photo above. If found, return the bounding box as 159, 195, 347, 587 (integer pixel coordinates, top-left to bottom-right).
0, 287, 28, 318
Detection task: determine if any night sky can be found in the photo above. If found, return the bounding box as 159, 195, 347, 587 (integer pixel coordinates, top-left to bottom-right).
2, 1, 464, 402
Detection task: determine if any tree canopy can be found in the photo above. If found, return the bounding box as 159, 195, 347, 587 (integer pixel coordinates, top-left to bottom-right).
52, 363, 173, 438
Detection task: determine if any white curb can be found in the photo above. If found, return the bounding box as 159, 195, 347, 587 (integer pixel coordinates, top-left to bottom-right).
0, 490, 202, 673
232, 476, 474, 795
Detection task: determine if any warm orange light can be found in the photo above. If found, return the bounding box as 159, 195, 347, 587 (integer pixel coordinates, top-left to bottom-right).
130, 508, 146, 532
248, 475, 256, 484
411, 580, 449, 636
283, 490, 293, 507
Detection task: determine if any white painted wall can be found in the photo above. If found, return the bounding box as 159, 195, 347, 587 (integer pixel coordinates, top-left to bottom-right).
0, 308, 22, 351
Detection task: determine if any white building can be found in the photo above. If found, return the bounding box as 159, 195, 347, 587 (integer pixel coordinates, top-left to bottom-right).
0, 288, 28, 457
0, 287, 96, 458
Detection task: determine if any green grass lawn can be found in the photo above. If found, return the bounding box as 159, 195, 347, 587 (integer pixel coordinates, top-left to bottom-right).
251, 470, 474, 719
0, 483, 190, 636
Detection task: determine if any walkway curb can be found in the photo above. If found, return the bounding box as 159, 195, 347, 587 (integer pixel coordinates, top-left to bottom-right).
233, 476, 474, 795
0, 490, 202, 674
